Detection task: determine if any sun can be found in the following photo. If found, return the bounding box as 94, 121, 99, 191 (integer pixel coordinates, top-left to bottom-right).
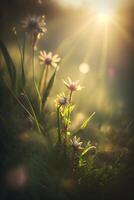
97, 11, 114, 23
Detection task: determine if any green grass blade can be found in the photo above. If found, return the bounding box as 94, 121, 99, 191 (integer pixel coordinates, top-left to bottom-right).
80, 112, 95, 130
22, 90, 42, 134
72, 112, 95, 136
21, 35, 26, 88
34, 80, 42, 112
0, 40, 16, 90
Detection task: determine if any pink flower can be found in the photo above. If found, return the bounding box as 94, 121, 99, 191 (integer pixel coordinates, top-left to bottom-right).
63, 77, 83, 92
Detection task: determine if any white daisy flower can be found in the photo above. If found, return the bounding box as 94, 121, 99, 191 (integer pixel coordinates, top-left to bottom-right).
39, 51, 61, 68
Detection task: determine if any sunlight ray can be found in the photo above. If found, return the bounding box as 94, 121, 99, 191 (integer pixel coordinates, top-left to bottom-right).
112, 20, 134, 47
56, 17, 95, 54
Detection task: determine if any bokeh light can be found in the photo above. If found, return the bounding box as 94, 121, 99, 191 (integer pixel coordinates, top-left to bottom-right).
5, 166, 27, 189
79, 63, 90, 74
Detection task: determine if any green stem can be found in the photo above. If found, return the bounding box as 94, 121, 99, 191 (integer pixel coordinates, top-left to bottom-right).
40, 65, 49, 97
69, 91, 73, 103
21, 34, 26, 87
32, 46, 35, 83
57, 106, 61, 144
43, 65, 49, 92
32, 46, 42, 112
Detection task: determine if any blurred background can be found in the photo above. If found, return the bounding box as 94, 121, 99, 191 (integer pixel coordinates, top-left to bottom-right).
0, 1, 134, 199
0, 0, 134, 152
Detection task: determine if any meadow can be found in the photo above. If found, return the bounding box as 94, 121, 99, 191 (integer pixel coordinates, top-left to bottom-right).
0, 1, 134, 200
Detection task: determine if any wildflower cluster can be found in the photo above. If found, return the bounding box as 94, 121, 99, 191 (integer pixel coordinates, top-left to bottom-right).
0, 14, 96, 177
54, 76, 96, 170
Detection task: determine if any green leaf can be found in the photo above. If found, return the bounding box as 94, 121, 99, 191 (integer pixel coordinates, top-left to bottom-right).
0, 40, 16, 90
79, 157, 86, 167
80, 112, 95, 130
21, 35, 26, 89
81, 146, 92, 157
42, 70, 56, 105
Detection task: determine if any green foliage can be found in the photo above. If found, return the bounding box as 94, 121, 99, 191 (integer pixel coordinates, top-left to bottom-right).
0, 19, 97, 183
60, 104, 75, 128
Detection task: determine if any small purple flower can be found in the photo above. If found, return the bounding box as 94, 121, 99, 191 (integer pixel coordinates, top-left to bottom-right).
55, 93, 68, 107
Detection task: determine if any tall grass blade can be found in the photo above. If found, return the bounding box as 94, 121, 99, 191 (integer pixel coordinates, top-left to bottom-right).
80, 112, 95, 130
21, 35, 26, 89
0, 40, 16, 90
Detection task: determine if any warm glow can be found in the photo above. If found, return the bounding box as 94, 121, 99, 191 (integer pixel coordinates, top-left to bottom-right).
97, 12, 114, 23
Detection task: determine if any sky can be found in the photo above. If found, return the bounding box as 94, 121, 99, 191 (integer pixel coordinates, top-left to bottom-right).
55, 0, 132, 11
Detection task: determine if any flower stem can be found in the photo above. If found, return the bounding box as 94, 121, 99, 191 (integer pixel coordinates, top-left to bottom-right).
21, 34, 26, 87
57, 106, 61, 144
40, 65, 49, 97
44, 65, 49, 90
63, 126, 68, 156
32, 47, 35, 83
32, 46, 42, 112
69, 91, 73, 103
